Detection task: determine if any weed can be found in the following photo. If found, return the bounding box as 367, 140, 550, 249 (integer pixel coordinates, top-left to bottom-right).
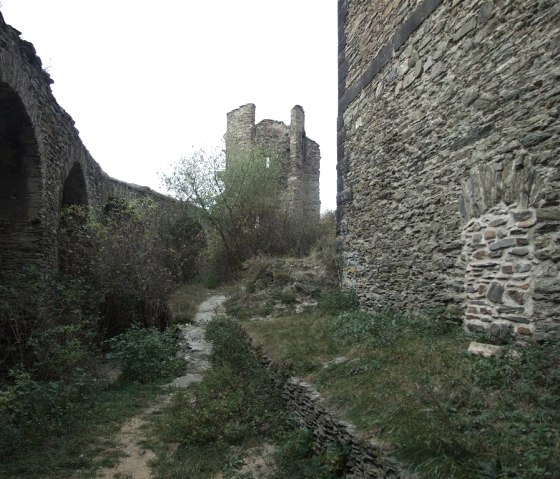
317, 289, 359, 315
276, 291, 297, 304
150, 315, 344, 478
274, 428, 343, 479
167, 283, 211, 324
0, 376, 163, 478
109, 323, 184, 383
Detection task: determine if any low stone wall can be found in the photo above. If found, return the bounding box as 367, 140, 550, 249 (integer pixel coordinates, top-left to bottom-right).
251, 343, 406, 478
282, 377, 405, 479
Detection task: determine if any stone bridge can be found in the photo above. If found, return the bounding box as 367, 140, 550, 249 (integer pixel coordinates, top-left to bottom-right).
0, 12, 170, 271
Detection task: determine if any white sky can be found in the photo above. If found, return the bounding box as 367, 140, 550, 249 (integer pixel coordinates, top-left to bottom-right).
1, 0, 338, 212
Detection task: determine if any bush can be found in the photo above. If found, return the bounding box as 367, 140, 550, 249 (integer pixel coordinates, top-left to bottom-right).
318, 289, 359, 315
274, 428, 345, 479
0, 267, 98, 380
154, 315, 346, 478
110, 323, 184, 383
158, 316, 286, 467
57, 200, 190, 337
164, 146, 324, 283
0, 367, 95, 458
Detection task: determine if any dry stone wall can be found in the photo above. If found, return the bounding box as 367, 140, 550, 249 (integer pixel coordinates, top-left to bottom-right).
462, 205, 538, 336
0, 12, 170, 271
251, 342, 406, 478
337, 0, 560, 339
283, 378, 405, 478
225, 104, 321, 222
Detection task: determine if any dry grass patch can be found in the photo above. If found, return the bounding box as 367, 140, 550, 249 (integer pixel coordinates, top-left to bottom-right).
167, 283, 216, 324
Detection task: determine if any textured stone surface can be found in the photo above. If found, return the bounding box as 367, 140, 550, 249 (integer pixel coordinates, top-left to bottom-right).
0, 13, 171, 272
282, 378, 405, 478
252, 339, 406, 478
225, 104, 320, 222
337, 0, 560, 338
468, 341, 504, 358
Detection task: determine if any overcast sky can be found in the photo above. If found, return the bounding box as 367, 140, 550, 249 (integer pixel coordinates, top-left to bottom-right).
1, 0, 338, 211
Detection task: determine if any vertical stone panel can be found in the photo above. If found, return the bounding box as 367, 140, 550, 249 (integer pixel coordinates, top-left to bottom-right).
462, 205, 538, 337
287, 105, 306, 216
225, 103, 256, 166
254, 119, 290, 191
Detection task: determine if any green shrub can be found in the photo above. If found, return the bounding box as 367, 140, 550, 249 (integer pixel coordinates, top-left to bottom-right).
155, 316, 286, 476
274, 428, 343, 479
0, 267, 99, 380
278, 291, 297, 304
153, 315, 346, 478
59, 201, 183, 338
0, 367, 96, 458
205, 316, 266, 375
110, 324, 184, 383
198, 271, 221, 289
318, 289, 359, 315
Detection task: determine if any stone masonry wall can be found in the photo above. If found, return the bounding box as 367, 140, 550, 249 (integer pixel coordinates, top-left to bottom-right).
250, 341, 406, 478
225, 104, 321, 222
342, 0, 423, 88
462, 205, 538, 337
282, 378, 405, 478
0, 12, 169, 271
337, 0, 560, 338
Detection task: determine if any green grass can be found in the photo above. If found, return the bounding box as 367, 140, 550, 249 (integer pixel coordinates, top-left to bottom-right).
0, 380, 166, 478
243, 306, 560, 479
148, 315, 346, 479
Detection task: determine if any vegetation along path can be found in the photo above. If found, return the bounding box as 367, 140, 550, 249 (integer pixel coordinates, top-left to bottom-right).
95, 294, 227, 479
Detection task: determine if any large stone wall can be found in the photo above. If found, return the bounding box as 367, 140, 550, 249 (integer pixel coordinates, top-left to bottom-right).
337, 0, 560, 339
225, 104, 321, 222
0, 12, 169, 271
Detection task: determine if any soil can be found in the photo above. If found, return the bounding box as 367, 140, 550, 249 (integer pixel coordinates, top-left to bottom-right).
92, 294, 227, 479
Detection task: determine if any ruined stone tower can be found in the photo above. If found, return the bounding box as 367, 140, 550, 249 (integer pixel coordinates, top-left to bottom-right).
225, 104, 320, 222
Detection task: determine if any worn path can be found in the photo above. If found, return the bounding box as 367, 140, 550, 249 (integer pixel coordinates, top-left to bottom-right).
94, 294, 227, 479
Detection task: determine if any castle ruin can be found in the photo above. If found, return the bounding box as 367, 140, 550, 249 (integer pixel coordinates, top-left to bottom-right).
225, 104, 321, 222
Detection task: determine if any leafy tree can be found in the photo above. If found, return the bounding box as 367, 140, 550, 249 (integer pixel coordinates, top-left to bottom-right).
163, 146, 295, 277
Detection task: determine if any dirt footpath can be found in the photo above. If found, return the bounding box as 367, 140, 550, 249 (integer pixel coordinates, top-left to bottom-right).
94, 294, 227, 479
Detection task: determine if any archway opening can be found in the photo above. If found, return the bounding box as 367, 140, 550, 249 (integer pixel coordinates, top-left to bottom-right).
0, 83, 43, 376
61, 163, 88, 208
58, 162, 89, 273
0, 82, 42, 268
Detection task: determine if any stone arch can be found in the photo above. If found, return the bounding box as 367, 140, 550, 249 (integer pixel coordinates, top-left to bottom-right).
0, 82, 43, 268
459, 156, 543, 223
58, 162, 89, 272
61, 162, 89, 208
